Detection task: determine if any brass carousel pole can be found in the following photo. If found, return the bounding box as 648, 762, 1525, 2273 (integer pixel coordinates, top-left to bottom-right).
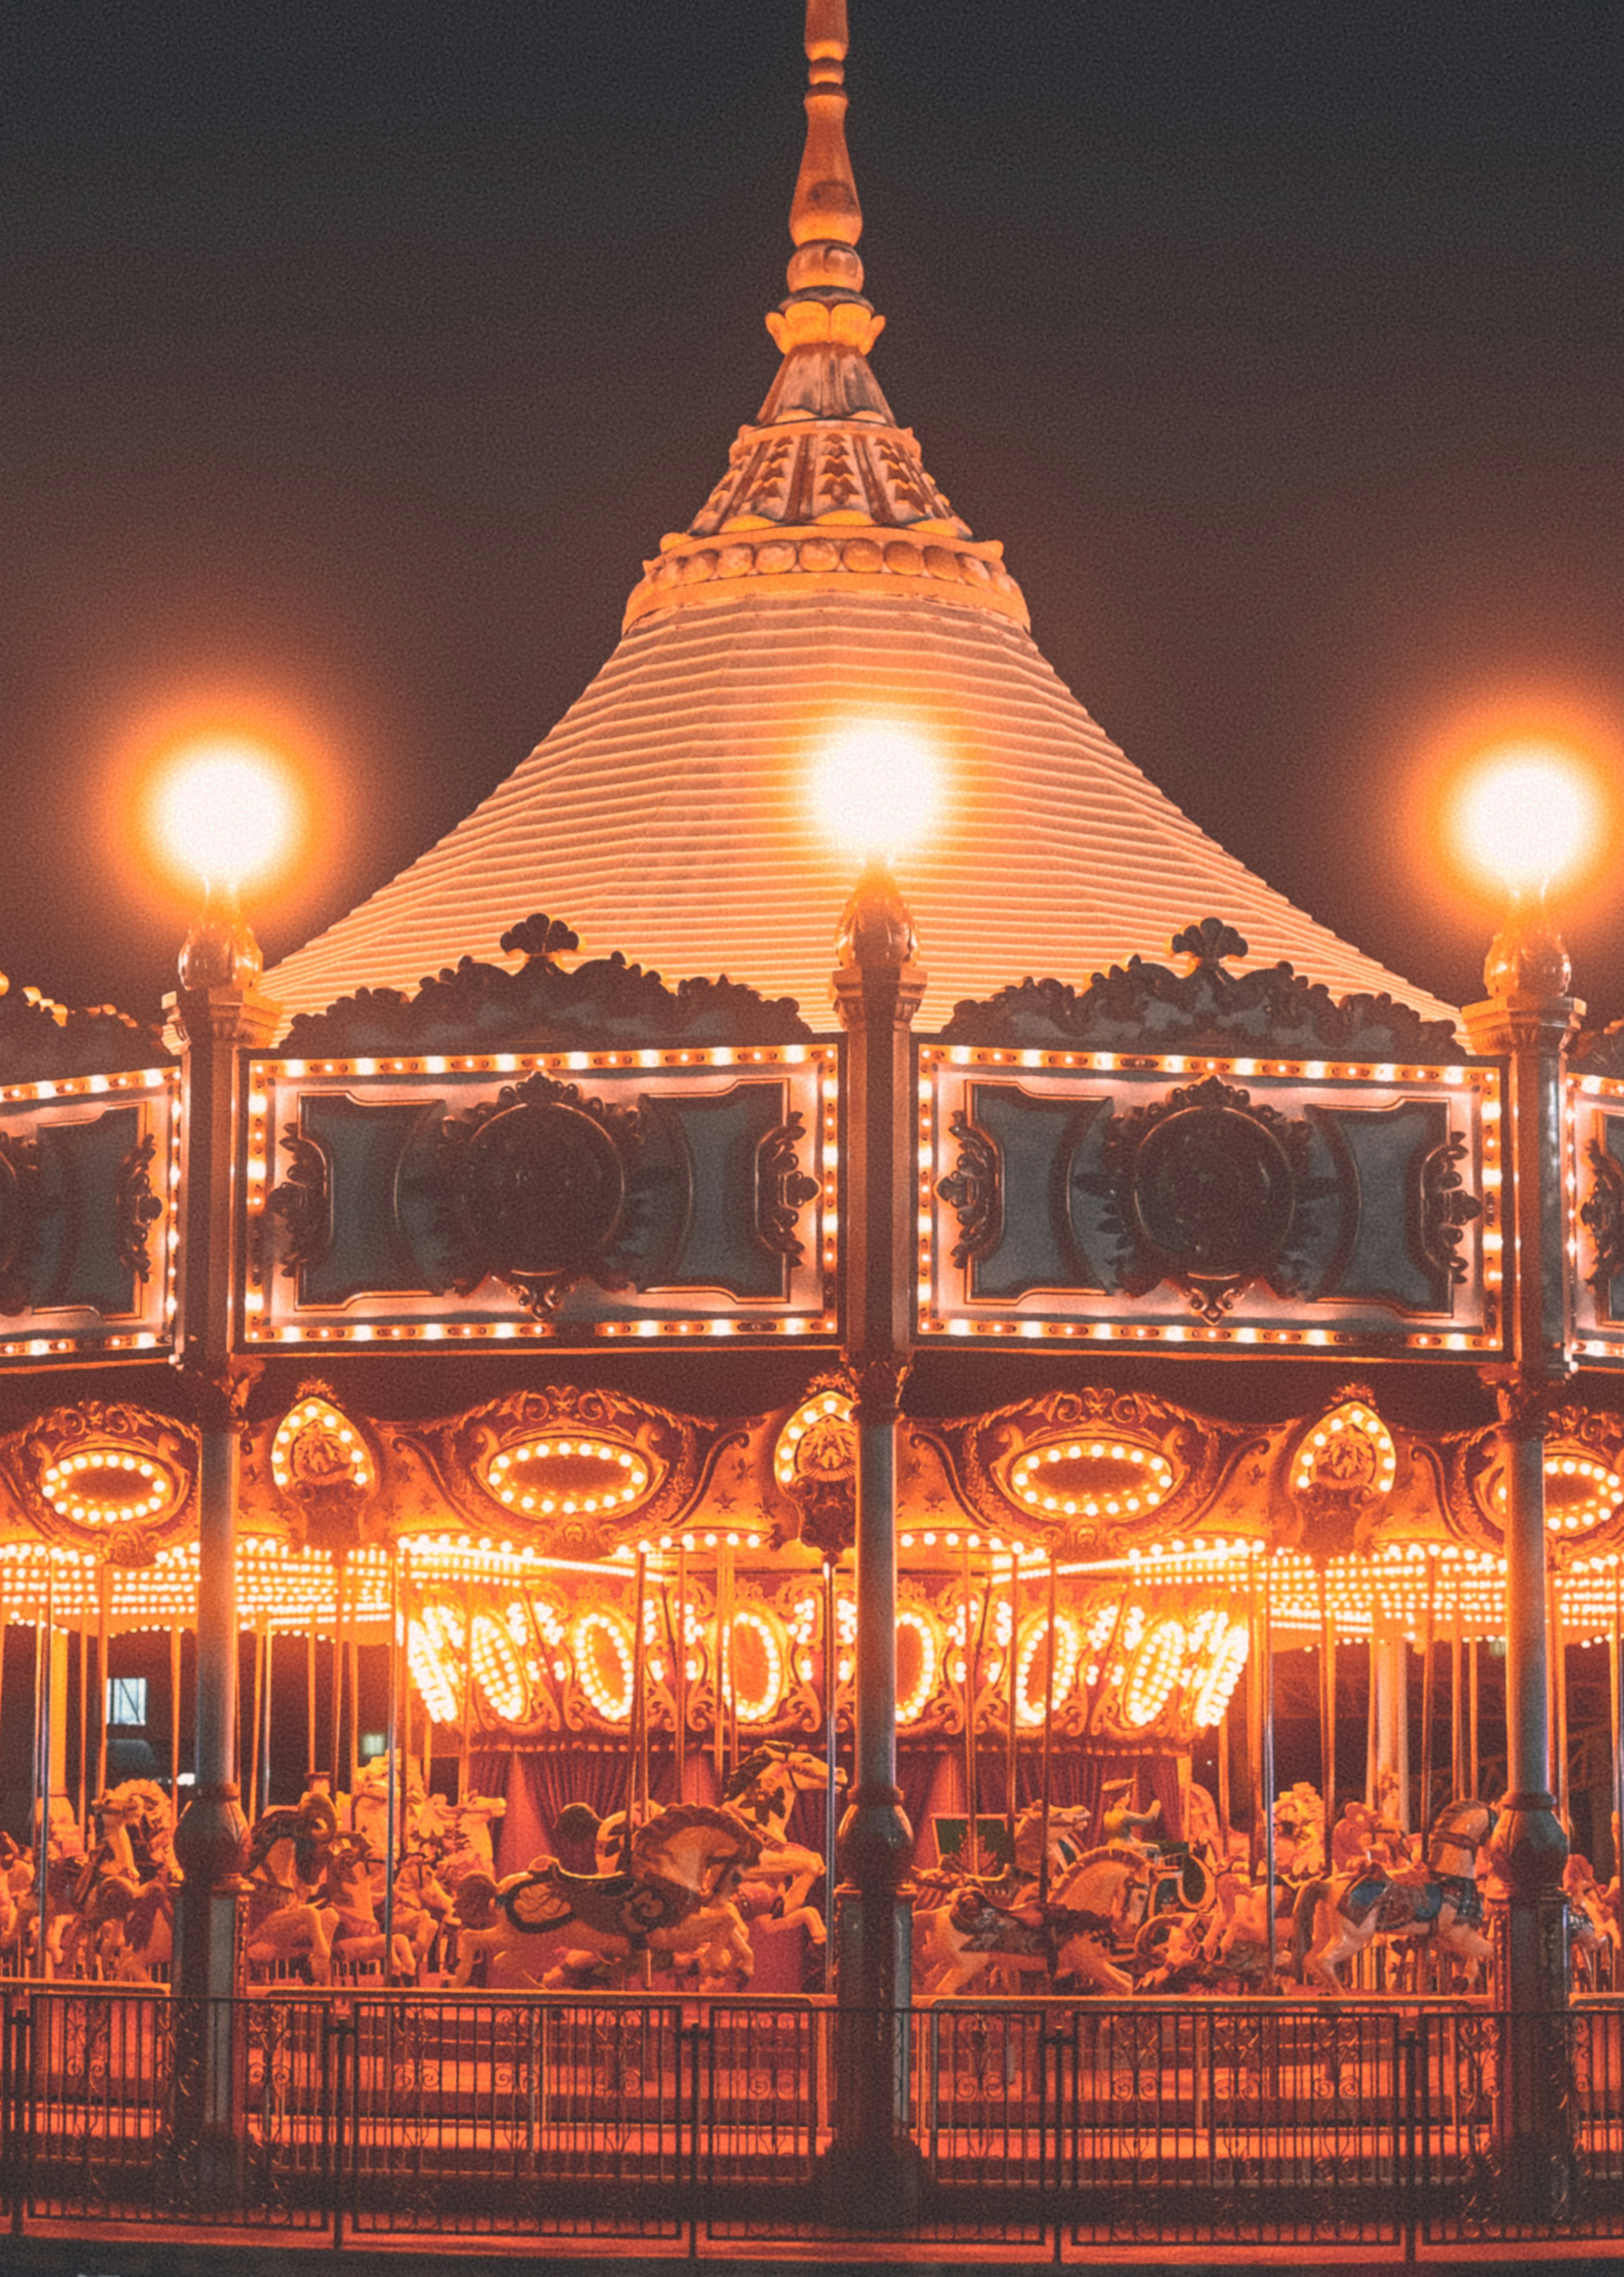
332, 1559, 346, 1810
823, 1555, 838, 1995
1004, 1554, 1018, 1860
623, 1548, 648, 1869
1037, 1553, 1058, 1907
1248, 1554, 1263, 1878
1470, 1633, 1481, 1800
247, 1616, 265, 1830
713, 1546, 729, 1793
306, 1607, 317, 1786
34, 1556, 55, 1981
1452, 1585, 1468, 1802
1420, 1556, 1437, 1833
1317, 1566, 1336, 1841
960, 1542, 977, 1872
77, 1601, 90, 1838
1262, 1554, 1277, 1986
260, 1622, 274, 1815
1217, 1703, 1232, 1858
95, 1560, 112, 1807
383, 1548, 400, 1972
170, 1621, 183, 1805
675, 1542, 689, 1801
1553, 1573, 1569, 1833
458, 1580, 474, 1805
1612, 1568, 1624, 1890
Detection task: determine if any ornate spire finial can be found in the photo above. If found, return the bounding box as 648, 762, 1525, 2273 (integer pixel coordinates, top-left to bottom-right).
769, 0, 884, 356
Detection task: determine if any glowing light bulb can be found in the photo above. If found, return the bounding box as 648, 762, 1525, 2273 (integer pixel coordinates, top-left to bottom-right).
1453, 741, 1600, 898
812, 722, 939, 864
151, 735, 297, 893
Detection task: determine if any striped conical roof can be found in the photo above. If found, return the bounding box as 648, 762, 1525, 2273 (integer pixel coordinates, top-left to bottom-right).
267, 6, 1453, 1037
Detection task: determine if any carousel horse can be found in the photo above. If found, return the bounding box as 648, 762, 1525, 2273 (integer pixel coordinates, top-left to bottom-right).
244, 1795, 340, 1983
1134, 1909, 1225, 1993
111, 1869, 176, 1983
451, 1804, 760, 1990
1292, 1797, 1497, 1994
721, 1745, 847, 1942
391, 1848, 457, 1978
324, 1835, 417, 1980
1273, 1783, 1327, 1878
350, 1752, 426, 1857
1203, 1869, 1300, 1989
917, 1842, 1158, 1998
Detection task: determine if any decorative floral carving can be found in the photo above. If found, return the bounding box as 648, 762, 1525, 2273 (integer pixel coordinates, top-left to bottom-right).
112, 1135, 164, 1284
267, 1124, 331, 1278
940, 916, 1465, 1062
437, 1069, 645, 1317
776, 1380, 857, 1560
754, 1114, 819, 1263
1581, 1136, 1624, 1304
1088, 1073, 1322, 1323
1418, 1133, 1482, 1287
0, 985, 171, 1087
935, 1113, 1001, 1268
850, 1356, 911, 1425
281, 913, 812, 1057
0, 1129, 44, 1315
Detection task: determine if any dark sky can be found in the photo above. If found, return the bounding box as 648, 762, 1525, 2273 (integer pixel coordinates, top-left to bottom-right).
6, 0, 1624, 1026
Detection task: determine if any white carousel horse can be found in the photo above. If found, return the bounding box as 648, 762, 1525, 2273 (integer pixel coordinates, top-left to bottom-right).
1292, 1797, 1497, 1994
244, 1796, 340, 1983
721, 1745, 847, 1942
452, 1804, 760, 1990
1203, 1869, 1300, 1988
349, 1752, 427, 1857
391, 1849, 457, 1978
917, 1842, 1156, 1998
324, 1835, 417, 1980
1273, 1782, 1326, 1879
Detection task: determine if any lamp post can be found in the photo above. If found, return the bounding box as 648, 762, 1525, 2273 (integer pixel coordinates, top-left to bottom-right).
158, 743, 290, 2189
1456, 746, 1597, 2209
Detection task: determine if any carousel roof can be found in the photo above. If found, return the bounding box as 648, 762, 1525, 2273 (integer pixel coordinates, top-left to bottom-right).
264, 5, 1455, 1039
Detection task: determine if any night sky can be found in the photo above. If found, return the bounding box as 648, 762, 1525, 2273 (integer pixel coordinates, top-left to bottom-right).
7, 1, 1624, 1028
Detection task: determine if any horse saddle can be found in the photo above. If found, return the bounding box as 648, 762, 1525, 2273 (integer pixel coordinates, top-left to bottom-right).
500, 1864, 691, 1943
1341, 1870, 1446, 1933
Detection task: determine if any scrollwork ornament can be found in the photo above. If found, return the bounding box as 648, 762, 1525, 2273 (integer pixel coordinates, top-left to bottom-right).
936, 1113, 1001, 1268
0, 1128, 44, 1315
754, 1113, 819, 1262
437, 1069, 646, 1316
850, 1355, 911, 1426
267, 1124, 331, 1278
178, 1358, 265, 1443
1581, 1136, 1624, 1304
1417, 1131, 1482, 1287
112, 1134, 164, 1284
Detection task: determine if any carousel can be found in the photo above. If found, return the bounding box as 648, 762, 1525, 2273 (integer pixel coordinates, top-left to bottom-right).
0, 0, 1621, 2242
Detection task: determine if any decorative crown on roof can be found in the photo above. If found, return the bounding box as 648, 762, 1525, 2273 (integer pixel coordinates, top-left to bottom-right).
623, 1, 1027, 631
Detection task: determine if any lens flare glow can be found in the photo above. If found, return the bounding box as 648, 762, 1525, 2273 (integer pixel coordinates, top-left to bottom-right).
150, 736, 297, 892
812, 723, 940, 863
1452, 742, 1601, 897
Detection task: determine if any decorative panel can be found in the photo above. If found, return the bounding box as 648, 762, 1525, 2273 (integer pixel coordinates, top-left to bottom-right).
920, 1041, 1501, 1356
245, 1042, 836, 1348
1570, 1073, 1624, 1365
0, 1067, 177, 1363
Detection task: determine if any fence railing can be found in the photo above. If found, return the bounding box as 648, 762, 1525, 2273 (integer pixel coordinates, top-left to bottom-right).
4, 1987, 1624, 2252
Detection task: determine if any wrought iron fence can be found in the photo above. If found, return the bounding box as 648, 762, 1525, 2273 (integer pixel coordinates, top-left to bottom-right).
4, 1987, 1624, 2253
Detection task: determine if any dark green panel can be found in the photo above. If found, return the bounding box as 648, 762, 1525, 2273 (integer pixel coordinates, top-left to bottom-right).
1311, 1098, 1455, 1314
299, 1093, 441, 1304
966, 1083, 1108, 1301
650, 1083, 790, 1300
35, 1105, 141, 1317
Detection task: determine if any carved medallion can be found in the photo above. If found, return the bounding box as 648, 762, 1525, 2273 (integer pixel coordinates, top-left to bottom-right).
439, 1071, 644, 1315
1094, 1075, 1316, 1322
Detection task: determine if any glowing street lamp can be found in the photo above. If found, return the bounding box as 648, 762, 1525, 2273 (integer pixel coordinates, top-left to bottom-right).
150, 735, 298, 991
1453, 739, 1602, 1003
1455, 738, 1609, 2086
812, 720, 940, 870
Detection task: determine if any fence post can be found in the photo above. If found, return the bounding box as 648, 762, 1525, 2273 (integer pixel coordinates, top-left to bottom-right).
1401, 2023, 1419, 2263
3, 1992, 22, 2236
325, 1998, 355, 2250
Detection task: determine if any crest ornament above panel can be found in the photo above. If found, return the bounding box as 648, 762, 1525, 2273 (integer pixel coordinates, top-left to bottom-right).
280, 914, 813, 1057
940, 916, 1465, 1062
